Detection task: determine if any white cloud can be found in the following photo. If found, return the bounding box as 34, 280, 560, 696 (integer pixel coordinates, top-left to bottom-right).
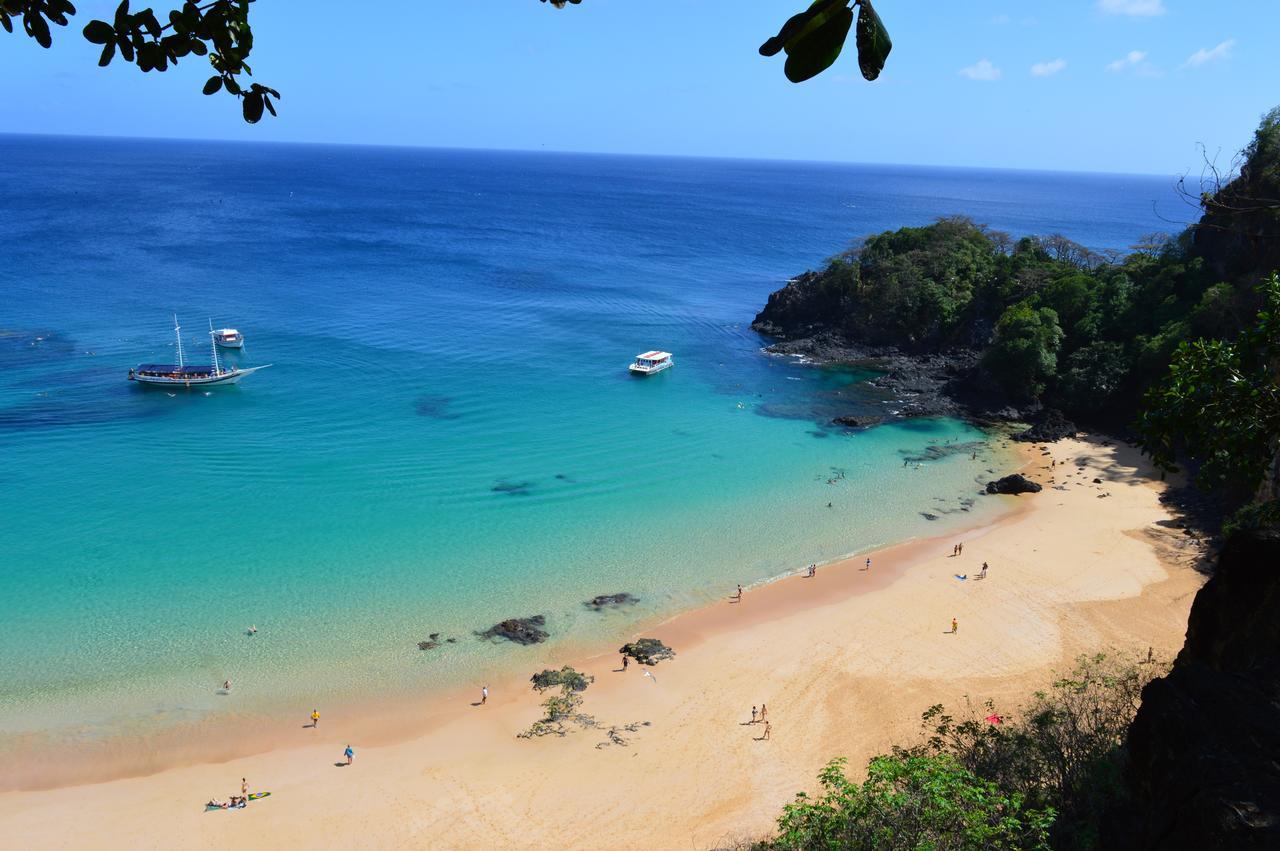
1183, 39, 1236, 68
1098, 0, 1166, 16
1030, 58, 1067, 77
1106, 50, 1147, 71
959, 59, 1002, 81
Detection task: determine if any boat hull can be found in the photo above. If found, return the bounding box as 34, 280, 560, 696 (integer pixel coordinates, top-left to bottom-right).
629, 361, 673, 376
132, 371, 245, 387
214, 340, 244, 349
128, 364, 268, 387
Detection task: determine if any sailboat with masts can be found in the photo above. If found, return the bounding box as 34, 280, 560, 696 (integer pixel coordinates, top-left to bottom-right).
128, 316, 270, 387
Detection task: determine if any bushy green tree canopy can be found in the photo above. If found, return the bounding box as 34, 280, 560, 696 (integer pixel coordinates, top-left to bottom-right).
1137, 274, 1280, 492
984, 303, 1064, 400
770, 753, 1054, 850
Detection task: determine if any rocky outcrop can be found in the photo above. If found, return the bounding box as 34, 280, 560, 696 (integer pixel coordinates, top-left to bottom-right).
832, 414, 886, 429
984, 474, 1043, 495
619, 638, 676, 665
1012, 409, 1078, 443
584, 593, 639, 610
1110, 528, 1280, 849
476, 615, 549, 645
751, 272, 847, 340
754, 288, 1035, 424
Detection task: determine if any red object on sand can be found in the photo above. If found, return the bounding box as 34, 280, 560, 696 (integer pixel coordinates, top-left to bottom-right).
985, 713, 1004, 724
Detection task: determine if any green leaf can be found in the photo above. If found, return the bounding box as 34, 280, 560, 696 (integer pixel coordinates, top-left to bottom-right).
242, 92, 264, 123
203, 75, 222, 95
855, 0, 892, 81
782, 3, 853, 83
83, 20, 114, 44
27, 11, 52, 49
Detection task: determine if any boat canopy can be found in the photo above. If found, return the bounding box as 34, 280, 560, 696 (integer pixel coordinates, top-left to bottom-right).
636, 351, 671, 361
135, 364, 217, 375
215, 329, 239, 336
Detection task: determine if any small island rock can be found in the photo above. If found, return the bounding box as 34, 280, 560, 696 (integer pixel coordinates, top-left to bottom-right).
584, 593, 640, 610
477, 615, 549, 645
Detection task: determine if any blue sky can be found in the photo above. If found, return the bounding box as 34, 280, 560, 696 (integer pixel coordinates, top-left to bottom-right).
1, 0, 1276, 174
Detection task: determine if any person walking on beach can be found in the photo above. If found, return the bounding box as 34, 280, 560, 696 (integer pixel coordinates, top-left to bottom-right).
958, 542, 964, 556
951, 618, 959, 635
760, 703, 768, 723
979, 562, 988, 579
481, 685, 488, 706
344, 745, 354, 765
621, 654, 629, 671
734, 584, 743, 601
310, 709, 320, 728
762, 721, 772, 741
751, 705, 758, 724
241, 778, 248, 797
864, 557, 871, 571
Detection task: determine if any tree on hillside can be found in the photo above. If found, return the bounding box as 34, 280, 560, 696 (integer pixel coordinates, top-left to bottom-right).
983, 302, 1064, 400
2, 0, 893, 124
1137, 273, 1280, 494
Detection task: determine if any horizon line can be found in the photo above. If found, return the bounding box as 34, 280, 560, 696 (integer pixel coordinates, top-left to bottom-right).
0, 130, 1178, 182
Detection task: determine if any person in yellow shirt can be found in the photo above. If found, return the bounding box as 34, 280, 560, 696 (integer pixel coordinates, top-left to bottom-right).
310, 709, 320, 728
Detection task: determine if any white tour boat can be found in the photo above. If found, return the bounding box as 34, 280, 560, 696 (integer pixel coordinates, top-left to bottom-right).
213, 328, 244, 349
629, 350, 674, 375
128, 317, 269, 388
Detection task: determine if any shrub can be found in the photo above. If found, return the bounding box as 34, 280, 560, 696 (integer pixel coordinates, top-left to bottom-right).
769, 753, 1053, 850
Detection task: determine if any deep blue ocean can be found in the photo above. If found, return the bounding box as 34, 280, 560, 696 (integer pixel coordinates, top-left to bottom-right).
0, 135, 1179, 752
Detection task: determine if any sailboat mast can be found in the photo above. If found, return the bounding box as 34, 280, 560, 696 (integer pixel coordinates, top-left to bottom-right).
209, 319, 222, 375
174, 314, 185, 368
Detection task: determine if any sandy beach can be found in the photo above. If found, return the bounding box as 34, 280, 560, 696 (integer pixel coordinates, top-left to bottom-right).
0, 435, 1206, 849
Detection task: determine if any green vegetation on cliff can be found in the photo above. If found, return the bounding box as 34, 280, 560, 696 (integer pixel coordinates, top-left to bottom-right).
759, 653, 1159, 851
754, 107, 1280, 496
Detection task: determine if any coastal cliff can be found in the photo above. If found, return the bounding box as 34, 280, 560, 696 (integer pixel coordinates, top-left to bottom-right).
1109, 527, 1280, 849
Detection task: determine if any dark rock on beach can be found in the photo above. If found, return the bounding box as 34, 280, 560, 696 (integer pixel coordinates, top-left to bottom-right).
584, 593, 639, 610
985, 473, 1043, 495
477, 615, 549, 645
619, 638, 676, 665
1012, 408, 1078, 443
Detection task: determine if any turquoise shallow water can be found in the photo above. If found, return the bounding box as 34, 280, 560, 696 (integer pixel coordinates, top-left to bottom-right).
0, 137, 1177, 744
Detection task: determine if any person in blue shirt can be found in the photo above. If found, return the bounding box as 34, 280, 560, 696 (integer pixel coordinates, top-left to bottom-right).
344, 745, 354, 765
